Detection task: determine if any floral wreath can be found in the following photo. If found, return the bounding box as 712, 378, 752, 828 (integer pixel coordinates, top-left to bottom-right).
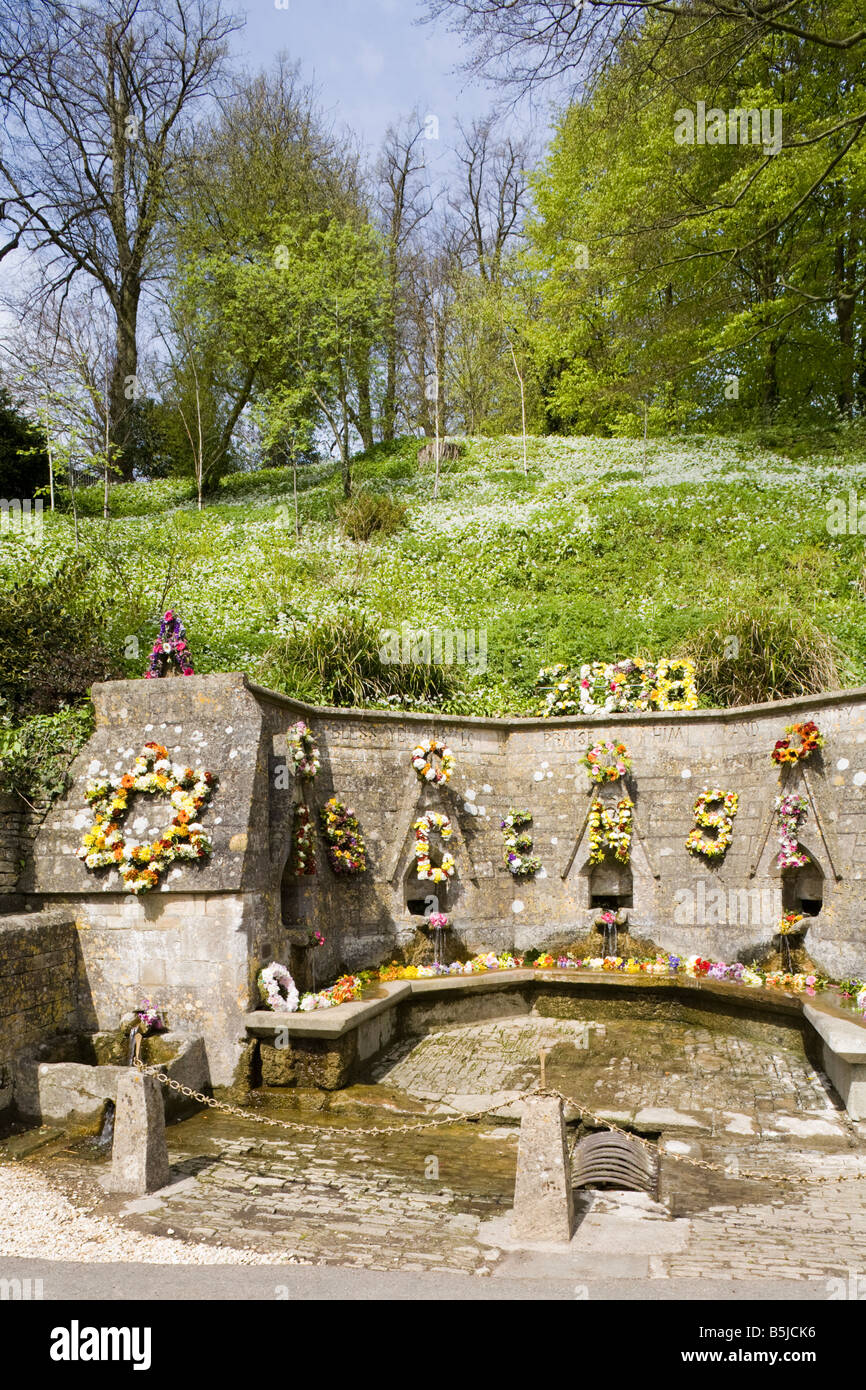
588, 796, 633, 865
411, 739, 455, 786
77, 742, 214, 895
319, 797, 367, 874
290, 803, 316, 876
772, 721, 824, 766
501, 809, 541, 878
774, 792, 808, 869
259, 962, 300, 1013
288, 721, 320, 779
414, 811, 456, 881
653, 658, 698, 712
580, 739, 632, 785
685, 787, 738, 859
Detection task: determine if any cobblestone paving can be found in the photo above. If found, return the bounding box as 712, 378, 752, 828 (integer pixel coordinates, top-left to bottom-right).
124, 1113, 519, 1275
375, 1018, 839, 1129
55, 1017, 866, 1281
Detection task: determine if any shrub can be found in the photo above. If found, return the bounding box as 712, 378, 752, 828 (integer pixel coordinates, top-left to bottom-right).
336, 490, 407, 542
676, 602, 847, 707
261, 610, 456, 708
0, 703, 94, 805
0, 562, 125, 716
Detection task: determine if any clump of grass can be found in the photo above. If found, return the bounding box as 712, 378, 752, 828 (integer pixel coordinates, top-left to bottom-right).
261, 610, 456, 709
336, 489, 408, 542
677, 602, 847, 707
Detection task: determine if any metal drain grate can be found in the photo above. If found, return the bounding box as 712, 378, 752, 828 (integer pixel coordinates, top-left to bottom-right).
572, 1130, 659, 1197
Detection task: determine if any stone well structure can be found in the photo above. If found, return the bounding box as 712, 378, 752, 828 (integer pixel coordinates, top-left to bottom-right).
3, 672, 865, 1089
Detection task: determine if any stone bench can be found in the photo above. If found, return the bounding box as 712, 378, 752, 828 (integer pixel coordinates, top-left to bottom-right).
803, 1003, 866, 1120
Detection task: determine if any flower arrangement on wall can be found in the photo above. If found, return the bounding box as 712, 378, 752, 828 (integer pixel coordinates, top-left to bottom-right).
501, 809, 541, 877
77, 741, 214, 894
774, 793, 809, 869
652, 659, 698, 712
144, 611, 194, 678
587, 796, 633, 864
772, 721, 824, 765
685, 787, 738, 860
137, 998, 164, 1032
410, 739, 455, 785
413, 810, 456, 881
778, 911, 805, 935
258, 961, 364, 1013
288, 721, 320, 779
290, 803, 316, 875
319, 797, 367, 874
580, 740, 632, 785
536, 657, 697, 715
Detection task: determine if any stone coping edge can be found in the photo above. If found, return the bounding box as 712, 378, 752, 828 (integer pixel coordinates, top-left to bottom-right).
244, 969, 866, 1043
803, 1003, 866, 1061
242, 675, 866, 729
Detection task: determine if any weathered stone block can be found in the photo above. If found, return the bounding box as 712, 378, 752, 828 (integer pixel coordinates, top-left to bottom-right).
512, 1095, 574, 1243
108, 1071, 170, 1194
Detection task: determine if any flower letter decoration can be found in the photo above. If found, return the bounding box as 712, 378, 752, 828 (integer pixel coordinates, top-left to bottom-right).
77, 742, 214, 894
774, 793, 809, 869
288, 721, 320, 779
588, 797, 633, 864
413, 811, 456, 882
319, 797, 367, 874
501, 809, 541, 878
685, 787, 738, 860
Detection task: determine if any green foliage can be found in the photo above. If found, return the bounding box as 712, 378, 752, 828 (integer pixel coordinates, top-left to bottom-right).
525, 16, 866, 430
0, 563, 125, 716
0, 703, 94, 805
336, 489, 408, 541
261, 610, 456, 709
677, 604, 848, 707
2, 430, 865, 718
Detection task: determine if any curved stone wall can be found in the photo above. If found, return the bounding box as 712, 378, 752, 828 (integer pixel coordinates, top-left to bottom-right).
25, 673, 866, 1083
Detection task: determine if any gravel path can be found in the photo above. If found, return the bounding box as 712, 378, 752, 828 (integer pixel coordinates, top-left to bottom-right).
0, 1164, 306, 1266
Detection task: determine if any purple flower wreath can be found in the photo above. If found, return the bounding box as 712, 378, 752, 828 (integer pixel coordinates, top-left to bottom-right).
145, 610, 194, 679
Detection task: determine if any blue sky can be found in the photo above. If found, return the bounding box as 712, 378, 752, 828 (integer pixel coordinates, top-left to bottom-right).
233, 0, 547, 158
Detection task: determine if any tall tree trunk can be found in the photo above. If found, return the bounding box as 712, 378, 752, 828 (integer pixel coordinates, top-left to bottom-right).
835, 237, 856, 418
354, 348, 375, 451
109, 281, 141, 481
761, 337, 779, 423
382, 273, 399, 443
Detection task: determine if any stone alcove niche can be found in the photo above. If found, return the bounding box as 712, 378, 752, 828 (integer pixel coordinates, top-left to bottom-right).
403, 856, 452, 918
781, 854, 824, 918
588, 860, 634, 911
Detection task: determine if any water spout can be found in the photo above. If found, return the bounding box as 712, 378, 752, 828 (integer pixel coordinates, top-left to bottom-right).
433, 925, 443, 966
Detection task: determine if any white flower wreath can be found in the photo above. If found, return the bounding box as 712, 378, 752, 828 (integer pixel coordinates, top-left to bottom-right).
410, 739, 455, 786
259, 961, 300, 1013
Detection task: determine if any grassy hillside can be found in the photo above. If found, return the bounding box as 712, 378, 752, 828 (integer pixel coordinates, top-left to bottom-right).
3, 430, 866, 721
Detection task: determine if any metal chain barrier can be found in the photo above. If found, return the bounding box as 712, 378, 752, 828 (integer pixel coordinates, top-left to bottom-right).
133, 1059, 520, 1135
135, 1061, 866, 1186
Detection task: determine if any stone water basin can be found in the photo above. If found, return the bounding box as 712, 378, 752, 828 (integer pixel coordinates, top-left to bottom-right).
12, 1030, 208, 1132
